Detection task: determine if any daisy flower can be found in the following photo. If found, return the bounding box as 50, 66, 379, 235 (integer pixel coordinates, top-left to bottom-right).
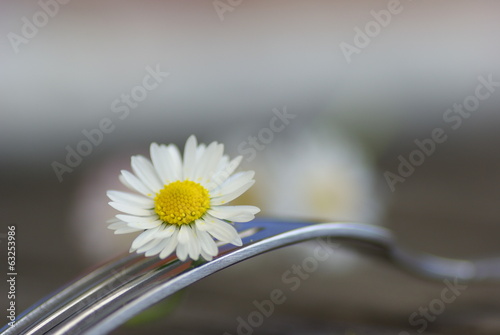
107, 135, 260, 261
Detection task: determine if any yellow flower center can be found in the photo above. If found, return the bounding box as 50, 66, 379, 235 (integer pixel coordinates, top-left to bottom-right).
154, 180, 210, 225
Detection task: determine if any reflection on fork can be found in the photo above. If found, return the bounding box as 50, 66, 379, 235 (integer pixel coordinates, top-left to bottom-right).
2, 218, 500, 335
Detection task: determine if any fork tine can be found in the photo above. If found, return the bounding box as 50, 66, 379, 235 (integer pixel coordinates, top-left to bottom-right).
2, 220, 309, 334
47, 220, 393, 335
2, 252, 145, 334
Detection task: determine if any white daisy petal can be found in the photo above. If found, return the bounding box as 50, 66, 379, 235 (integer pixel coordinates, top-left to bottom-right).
107, 221, 129, 230
215, 155, 229, 173
131, 156, 163, 192
115, 227, 143, 234
198, 215, 240, 243
230, 235, 243, 247
108, 219, 144, 234
194, 142, 223, 181
125, 219, 163, 230
177, 225, 191, 244
120, 170, 154, 197
219, 155, 242, 176
188, 244, 201, 260
195, 143, 207, 162
207, 155, 243, 191
131, 226, 162, 250
208, 205, 260, 222
183, 135, 197, 180
150, 143, 171, 183
144, 239, 169, 256
156, 225, 177, 238
176, 242, 188, 261
229, 213, 257, 222
194, 225, 219, 256
118, 174, 136, 193
135, 238, 161, 253
200, 250, 213, 261
212, 171, 255, 197
206, 144, 225, 180
108, 202, 154, 216
192, 142, 215, 180
211, 181, 255, 205
107, 190, 153, 208
159, 230, 179, 259
217, 154, 242, 177
194, 219, 209, 231
116, 214, 157, 224
139, 237, 169, 254
185, 227, 201, 260
167, 145, 183, 180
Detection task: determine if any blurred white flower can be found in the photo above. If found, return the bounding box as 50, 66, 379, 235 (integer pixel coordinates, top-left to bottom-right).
245, 124, 382, 224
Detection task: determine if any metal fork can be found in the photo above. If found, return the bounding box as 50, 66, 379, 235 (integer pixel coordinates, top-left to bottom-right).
3, 218, 500, 335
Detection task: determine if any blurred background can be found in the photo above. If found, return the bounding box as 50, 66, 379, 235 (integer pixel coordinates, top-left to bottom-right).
1, 0, 500, 334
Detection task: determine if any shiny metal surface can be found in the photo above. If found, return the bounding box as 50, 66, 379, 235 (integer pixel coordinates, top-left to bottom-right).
2, 218, 500, 334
